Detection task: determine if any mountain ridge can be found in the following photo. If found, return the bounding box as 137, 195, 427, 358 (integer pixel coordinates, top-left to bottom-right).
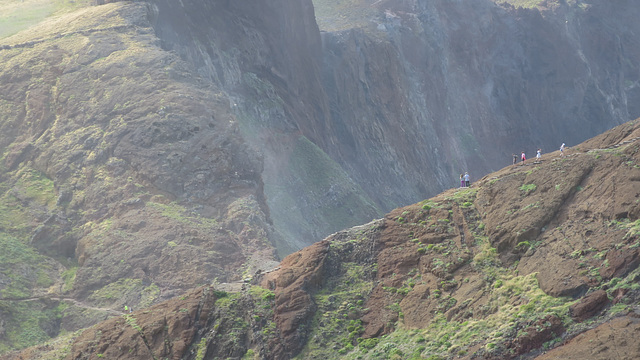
2, 0, 640, 356
6, 119, 640, 359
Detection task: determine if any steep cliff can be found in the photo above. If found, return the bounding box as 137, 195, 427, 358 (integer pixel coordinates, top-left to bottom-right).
144, 0, 384, 254
2, 0, 640, 355
140, 0, 640, 253
11, 120, 640, 360
313, 0, 640, 210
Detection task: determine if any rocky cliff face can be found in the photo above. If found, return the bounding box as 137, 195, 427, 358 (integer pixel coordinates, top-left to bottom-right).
314, 0, 640, 209
140, 0, 640, 253
2, 0, 640, 356
143, 0, 384, 254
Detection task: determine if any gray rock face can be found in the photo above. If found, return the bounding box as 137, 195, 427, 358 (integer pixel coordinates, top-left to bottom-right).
144, 0, 640, 253
317, 0, 638, 206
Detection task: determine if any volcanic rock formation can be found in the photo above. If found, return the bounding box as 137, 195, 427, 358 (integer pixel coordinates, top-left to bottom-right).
8, 119, 640, 360
2, 0, 640, 356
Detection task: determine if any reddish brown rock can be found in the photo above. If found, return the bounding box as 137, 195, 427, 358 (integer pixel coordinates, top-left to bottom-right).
569, 290, 609, 322
601, 249, 640, 279
261, 241, 330, 359
535, 316, 640, 360
505, 315, 565, 358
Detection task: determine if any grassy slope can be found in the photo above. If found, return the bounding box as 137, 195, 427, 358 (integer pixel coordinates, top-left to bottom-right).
0, 1, 274, 354
489, 0, 586, 10
0, 0, 92, 39
0, 3, 130, 353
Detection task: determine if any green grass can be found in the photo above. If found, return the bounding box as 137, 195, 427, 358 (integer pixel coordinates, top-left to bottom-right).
0, 233, 48, 298
294, 259, 375, 359
0, 299, 64, 352
335, 272, 574, 359
519, 183, 537, 195
61, 267, 77, 293
147, 201, 219, 229
88, 278, 159, 308
0, 0, 93, 39
0, 0, 56, 39
445, 187, 478, 204
0, 167, 56, 240
17, 168, 56, 207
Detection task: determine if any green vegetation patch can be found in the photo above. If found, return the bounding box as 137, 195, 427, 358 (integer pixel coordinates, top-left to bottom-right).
0, 0, 94, 39
0, 233, 51, 299
62, 266, 78, 293
147, 201, 219, 229
519, 183, 537, 195
337, 272, 574, 359
15, 168, 57, 207
195, 287, 277, 359
624, 219, 640, 240
490, 0, 545, 9
0, 167, 56, 240
290, 136, 352, 193
88, 278, 159, 308
295, 261, 375, 359
248, 285, 275, 302
445, 187, 478, 206
312, 0, 377, 32
284, 135, 381, 233
0, 300, 64, 353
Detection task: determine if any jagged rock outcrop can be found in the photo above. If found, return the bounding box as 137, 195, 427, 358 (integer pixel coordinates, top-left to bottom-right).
143, 0, 384, 254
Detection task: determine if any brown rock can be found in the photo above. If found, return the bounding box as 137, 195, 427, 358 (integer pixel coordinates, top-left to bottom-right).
535, 316, 640, 360
569, 289, 609, 322
601, 249, 640, 280
260, 241, 330, 359
505, 315, 564, 357
612, 287, 629, 305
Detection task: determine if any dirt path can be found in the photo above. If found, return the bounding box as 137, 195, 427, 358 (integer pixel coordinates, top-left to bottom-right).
0, 295, 123, 315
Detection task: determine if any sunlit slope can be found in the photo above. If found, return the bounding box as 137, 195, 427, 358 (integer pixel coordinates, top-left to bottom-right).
0, 0, 92, 39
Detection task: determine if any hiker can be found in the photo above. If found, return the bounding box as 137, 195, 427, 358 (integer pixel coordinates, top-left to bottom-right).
560, 143, 566, 157
521, 151, 526, 164
512, 153, 518, 165
460, 174, 465, 188
536, 148, 541, 160
464, 172, 470, 187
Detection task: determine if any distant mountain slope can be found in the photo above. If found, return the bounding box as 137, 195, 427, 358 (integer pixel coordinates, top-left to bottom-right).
9, 119, 639, 360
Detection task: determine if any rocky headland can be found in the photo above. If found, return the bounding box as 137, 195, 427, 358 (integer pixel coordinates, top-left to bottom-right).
1, 0, 640, 358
